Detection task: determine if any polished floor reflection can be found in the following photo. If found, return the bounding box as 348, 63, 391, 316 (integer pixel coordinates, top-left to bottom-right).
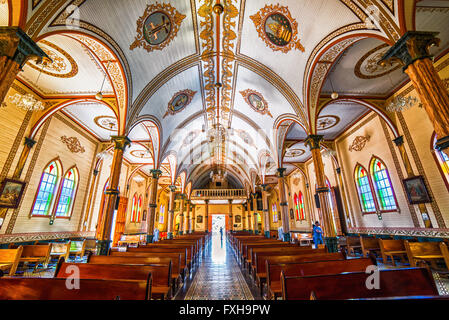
183, 233, 255, 300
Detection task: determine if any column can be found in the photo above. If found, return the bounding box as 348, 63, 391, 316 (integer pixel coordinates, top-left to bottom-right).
228, 199, 233, 232
252, 193, 259, 235
204, 200, 209, 233
145, 169, 162, 243
246, 199, 253, 233
261, 184, 271, 238
184, 199, 191, 234
276, 168, 291, 242
179, 194, 185, 235
393, 136, 433, 228
0, 27, 47, 104
335, 167, 353, 231
96, 136, 131, 255
305, 135, 338, 252
0, 137, 36, 229
241, 203, 246, 232
167, 185, 176, 239
381, 31, 449, 155
191, 204, 196, 233
82, 167, 100, 232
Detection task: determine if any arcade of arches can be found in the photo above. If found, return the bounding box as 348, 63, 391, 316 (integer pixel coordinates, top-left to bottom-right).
1, 0, 449, 301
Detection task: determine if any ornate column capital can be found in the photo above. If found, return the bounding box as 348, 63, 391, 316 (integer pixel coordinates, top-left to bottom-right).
24, 137, 36, 148
380, 31, 440, 71
0, 27, 48, 68
228, 199, 233, 204
261, 184, 268, 191
168, 185, 177, 192
150, 169, 162, 179
336, 167, 341, 175
204, 199, 209, 204
393, 135, 405, 147
276, 168, 286, 178
305, 135, 324, 150
93, 169, 99, 176
110, 135, 131, 151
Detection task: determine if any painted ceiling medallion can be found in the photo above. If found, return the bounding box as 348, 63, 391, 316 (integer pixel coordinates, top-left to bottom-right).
130, 150, 152, 159
235, 129, 254, 146
27, 40, 78, 78
349, 135, 371, 152
354, 44, 401, 79
240, 89, 272, 117
94, 116, 118, 131
61, 136, 85, 154
250, 4, 305, 54
163, 89, 197, 118
182, 130, 200, 147
130, 2, 186, 53
317, 115, 340, 131
285, 148, 305, 158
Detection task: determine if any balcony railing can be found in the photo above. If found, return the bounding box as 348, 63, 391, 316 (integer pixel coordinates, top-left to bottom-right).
191, 189, 247, 199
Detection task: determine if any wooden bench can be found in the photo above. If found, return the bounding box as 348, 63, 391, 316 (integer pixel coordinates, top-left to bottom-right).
0, 246, 23, 276
281, 268, 438, 300
346, 236, 362, 256
86, 255, 172, 299
83, 239, 97, 256
117, 235, 141, 247
0, 277, 151, 300
49, 242, 71, 263
127, 247, 188, 277
267, 257, 375, 300
360, 236, 381, 258
379, 239, 408, 266
19, 244, 52, 271
68, 240, 86, 259
405, 241, 449, 270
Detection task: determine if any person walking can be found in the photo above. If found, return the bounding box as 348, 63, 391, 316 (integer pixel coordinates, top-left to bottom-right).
313, 221, 323, 248
219, 226, 223, 241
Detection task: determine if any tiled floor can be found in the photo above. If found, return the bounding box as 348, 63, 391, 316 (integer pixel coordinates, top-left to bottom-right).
179, 234, 257, 300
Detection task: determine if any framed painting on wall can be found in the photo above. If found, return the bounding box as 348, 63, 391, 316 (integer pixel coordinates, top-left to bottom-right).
235, 215, 241, 223
0, 179, 26, 209
403, 176, 431, 204
197, 215, 203, 223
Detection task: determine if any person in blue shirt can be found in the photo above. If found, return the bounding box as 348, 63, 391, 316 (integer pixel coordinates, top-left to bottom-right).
313, 221, 323, 247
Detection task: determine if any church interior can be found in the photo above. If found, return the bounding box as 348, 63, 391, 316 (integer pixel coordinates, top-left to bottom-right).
1, 0, 449, 301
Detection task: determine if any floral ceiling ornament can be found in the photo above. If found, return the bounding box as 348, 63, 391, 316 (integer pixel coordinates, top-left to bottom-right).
94, 116, 118, 131
130, 2, 186, 53
317, 115, 340, 130
240, 89, 272, 117
163, 89, 197, 118
250, 4, 305, 54
349, 135, 371, 152
354, 44, 400, 79
61, 136, 85, 154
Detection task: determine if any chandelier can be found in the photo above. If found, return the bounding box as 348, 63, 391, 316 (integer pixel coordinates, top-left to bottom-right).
386, 95, 422, 113
7, 93, 45, 111
210, 168, 227, 183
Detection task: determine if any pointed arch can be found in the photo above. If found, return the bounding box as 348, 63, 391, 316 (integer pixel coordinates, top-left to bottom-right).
431, 132, 449, 192
54, 166, 79, 218
354, 163, 377, 213
30, 158, 63, 217
130, 193, 138, 223
369, 156, 398, 211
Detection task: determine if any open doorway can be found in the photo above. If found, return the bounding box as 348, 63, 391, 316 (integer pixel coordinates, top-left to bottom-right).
212, 214, 226, 235
211, 214, 226, 262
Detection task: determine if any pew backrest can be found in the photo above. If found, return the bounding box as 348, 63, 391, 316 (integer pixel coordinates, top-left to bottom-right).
0, 246, 23, 276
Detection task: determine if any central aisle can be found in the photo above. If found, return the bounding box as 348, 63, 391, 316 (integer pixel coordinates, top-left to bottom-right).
181, 233, 255, 300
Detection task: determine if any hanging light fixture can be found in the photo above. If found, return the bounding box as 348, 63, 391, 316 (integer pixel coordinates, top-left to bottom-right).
96, 61, 111, 101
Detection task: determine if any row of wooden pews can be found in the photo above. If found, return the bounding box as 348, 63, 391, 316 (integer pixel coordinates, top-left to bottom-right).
0, 233, 210, 300
228, 232, 447, 300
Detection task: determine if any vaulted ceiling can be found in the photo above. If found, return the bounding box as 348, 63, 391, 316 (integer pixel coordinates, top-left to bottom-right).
8, 0, 449, 193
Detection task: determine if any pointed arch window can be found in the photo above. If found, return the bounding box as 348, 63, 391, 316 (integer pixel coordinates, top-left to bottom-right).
31, 160, 61, 216
55, 168, 78, 218
432, 134, 449, 189
370, 158, 398, 211
137, 195, 143, 222
354, 165, 376, 213
131, 193, 138, 222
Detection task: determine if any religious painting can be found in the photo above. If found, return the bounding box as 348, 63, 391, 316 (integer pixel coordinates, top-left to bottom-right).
289, 208, 294, 220
197, 215, 203, 224
0, 179, 26, 209
403, 176, 431, 205
235, 215, 241, 224
142, 210, 147, 221
250, 4, 305, 53
240, 89, 272, 117
130, 3, 186, 53
163, 89, 197, 118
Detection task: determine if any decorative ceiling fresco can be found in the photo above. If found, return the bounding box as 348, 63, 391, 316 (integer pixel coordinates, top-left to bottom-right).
11, 0, 449, 191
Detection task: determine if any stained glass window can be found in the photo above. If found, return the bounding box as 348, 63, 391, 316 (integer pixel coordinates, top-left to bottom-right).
137, 195, 143, 222
131, 194, 138, 222
159, 205, 165, 223
294, 193, 300, 221
434, 135, 449, 184
355, 165, 376, 213
371, 158, 397, 211
298, 192, 305, 220
55, 168, 78, 217
31, 161, 60, 216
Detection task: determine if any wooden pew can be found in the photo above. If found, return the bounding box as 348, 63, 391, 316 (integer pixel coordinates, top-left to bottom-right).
19, 244, 52, 271
346, 236, 362, 256
267, 257, 375, 300
68, 240, 86, 260
405, 241, 449, 269
281, 268, 438, 300
360, 236, 381, 258
49, 241, 71, 263
87, 255, 172, 299
118, 235, 141, 247
0, 246, 23, 276
379, 239, 408, 266
127, 247, 188, 274
137, 244, 194, 271
0, 277, 151, 300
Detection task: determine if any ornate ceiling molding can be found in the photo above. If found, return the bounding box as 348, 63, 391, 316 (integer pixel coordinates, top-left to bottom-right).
60, 135, 85, 153
348, 135, 371, 152
130, 2, 186, 53
354, 43, 400, 79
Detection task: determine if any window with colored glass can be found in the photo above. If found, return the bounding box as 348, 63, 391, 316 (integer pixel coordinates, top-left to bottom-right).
55, 168, 78, 217
355, 165, 376, 213
371, 159, 397, 211
31, 161, 60, 216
